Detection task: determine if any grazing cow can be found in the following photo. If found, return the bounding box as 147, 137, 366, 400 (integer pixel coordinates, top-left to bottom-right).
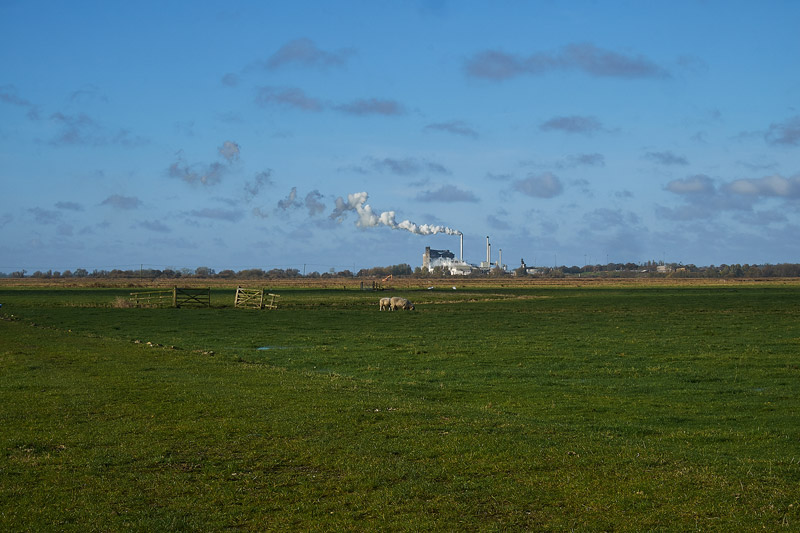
379, 297, 391, 311
390, 296, 415, 311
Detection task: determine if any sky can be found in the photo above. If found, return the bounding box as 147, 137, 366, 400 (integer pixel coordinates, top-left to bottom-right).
1, 0, 799, 274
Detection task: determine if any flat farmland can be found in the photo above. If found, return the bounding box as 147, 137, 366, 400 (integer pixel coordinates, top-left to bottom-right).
1, 281, 799, 531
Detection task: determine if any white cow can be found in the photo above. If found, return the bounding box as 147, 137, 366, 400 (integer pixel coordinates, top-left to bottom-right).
379, 297, 391, 311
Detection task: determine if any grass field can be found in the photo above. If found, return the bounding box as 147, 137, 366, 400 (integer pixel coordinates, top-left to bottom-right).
1, 282, 799, 531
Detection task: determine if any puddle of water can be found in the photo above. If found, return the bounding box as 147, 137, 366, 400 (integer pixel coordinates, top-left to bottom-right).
257, 346, 287, 351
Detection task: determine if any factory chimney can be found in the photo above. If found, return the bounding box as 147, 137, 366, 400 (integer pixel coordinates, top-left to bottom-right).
486, 236, 490, 264
499, 249, 502, 269
460, 233, 463, 261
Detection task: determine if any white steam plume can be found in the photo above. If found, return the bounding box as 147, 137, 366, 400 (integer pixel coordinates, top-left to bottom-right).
331, 192, 461, 235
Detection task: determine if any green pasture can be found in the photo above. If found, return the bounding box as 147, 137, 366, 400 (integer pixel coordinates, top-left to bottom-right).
1, 284, 799, 531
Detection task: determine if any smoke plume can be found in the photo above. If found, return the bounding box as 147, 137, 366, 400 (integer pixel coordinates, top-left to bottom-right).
331, 192, 461, 236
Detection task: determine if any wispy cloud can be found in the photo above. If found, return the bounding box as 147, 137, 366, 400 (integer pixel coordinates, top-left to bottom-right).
665, 175, 715, 195
167, 141, 240, 187
676, 55, 709, 75
646, 151, 689, 166
416, 184, 479, 202
255, 86, 324, 111
569, 153, 605, 166
540, 115, 603, 135
583, 208, 640, 228
335, 98, 405, 116
523, 152, 607, 170
272, 188, 327, 217
487, 214, 511, 230
28, 207, 61, 224
252, 207, 270, 219
244, 170, 273, 201
47, 111, 148, 147
168, 158, 227, 186
277, 187, 302, 210
367, 157, 450, 176
55, 201, 84, 211
304, 190, 326, 216
655, 204, 715, 221
138, 220, 171, 233
218, 140, 240, 163
424, 120, 479, 138
765, 115, 800, 146
255, 87, 404, 117
69, 84, 108, 105
513, 173, 564, 198
100, 195, 142, 209
49, 112, 101, 146
110, 129, 148, 147
188, 208, 243, 222
0, 84, 34, 107
265, 38, 354, 70
217, 141, 240, 163
221, 73, 239, 87
733, 210, 788, 226
465, 42, 669, 81
0, 84, 40, 119
486, 172, 512, 181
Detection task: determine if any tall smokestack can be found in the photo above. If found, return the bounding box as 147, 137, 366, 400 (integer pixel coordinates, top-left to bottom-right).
460, 233, 463, 261
486, 236, 490, 264
499, 249, 502, 269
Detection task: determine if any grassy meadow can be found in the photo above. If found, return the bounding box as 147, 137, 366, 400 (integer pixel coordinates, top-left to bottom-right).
1, 281, 799, 531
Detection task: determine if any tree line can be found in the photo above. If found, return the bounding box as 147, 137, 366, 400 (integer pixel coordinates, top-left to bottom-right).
4, 262, 800, 279
2, 265, 410, 280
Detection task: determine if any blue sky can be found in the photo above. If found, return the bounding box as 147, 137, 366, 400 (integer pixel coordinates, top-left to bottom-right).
2, 1, 799, 273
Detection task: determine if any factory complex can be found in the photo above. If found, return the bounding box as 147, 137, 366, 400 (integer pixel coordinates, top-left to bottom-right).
422, 235, 507, 275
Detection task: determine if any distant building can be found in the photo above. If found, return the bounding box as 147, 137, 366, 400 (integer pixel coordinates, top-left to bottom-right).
422, 246, 473, 275
422, 247, 454, 270
515, 258, 539, 276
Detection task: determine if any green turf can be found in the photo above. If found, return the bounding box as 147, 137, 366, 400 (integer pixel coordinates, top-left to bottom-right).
1, 285, 798, 530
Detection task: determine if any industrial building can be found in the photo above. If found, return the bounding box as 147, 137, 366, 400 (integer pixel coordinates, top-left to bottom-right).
422, 235, 506, 275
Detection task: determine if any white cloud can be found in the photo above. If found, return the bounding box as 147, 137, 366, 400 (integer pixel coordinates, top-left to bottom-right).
726, 175, 800, 198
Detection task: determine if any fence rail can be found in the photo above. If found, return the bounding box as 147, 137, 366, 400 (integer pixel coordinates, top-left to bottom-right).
129, 289, 173, 307
129, 287, 210, 308
265, 293, 280, 310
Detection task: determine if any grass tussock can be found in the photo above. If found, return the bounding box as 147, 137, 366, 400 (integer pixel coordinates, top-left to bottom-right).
111, 296, 135, 308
